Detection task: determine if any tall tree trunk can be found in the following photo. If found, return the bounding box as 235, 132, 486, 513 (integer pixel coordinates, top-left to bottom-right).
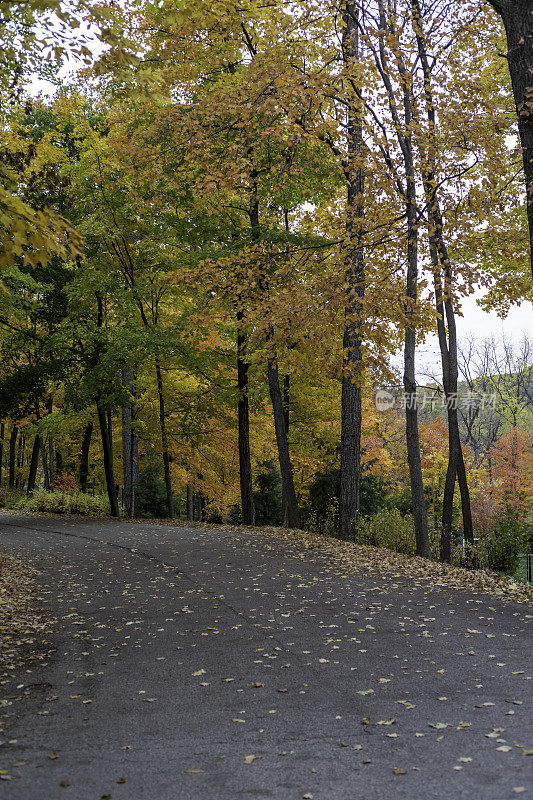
79, 421, 93, 492
16, 433, 24, 487
339, 0, 365, 541
237, 311, 255, 525
488, 0, 533, 279
26, 435, 41, 496
376, 0, 431, 558
266, 331, 300, 529
46, 397, 54, 487
121, 370, 139, 518
281, 375, 291, 526
48, 435, 55, 487
40, 438, 50, 490
187, 484, 194, 521
413, 0, 474, 560
403, 221, 431, 558
0, 422, 4, 486
155, 357, 174, 518
9, 426, 17, 488
97, 406, 119, 517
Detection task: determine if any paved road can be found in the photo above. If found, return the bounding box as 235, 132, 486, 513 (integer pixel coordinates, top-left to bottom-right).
0, 514, 531, 800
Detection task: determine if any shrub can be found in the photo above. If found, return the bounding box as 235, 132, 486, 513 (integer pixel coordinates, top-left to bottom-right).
359, 508, 416, 555
473, 509, 528, 574
304, 466, 388, 534
53, 472, 80, 493
17, 490, 110, 516
307, 497, 338, 537
0, 487, 24, 509
253, 460, 282, 526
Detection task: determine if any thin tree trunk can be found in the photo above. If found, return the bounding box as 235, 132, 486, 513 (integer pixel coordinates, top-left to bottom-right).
403, 243, 431, 558
237, 311, 255, 525
155, 357, 173, 518
376, 0, 431, 558
80, 421, 93, 492
9, 426, 18, 488
339, 0, 365, 541
46, 397, 54, 487
48, 435, 55, 487
198, 492, 206, 522
121, 370, 139, 518
16, 433, 24, 487
281, 375, 291, 527
267, 330, 300, 529
26, 435, 41, 496
413, 0, 473, 559
97, 406, 119, 517
0, 422, 4, 486
487, 0, 533, 279
187, 484, 194, 521
40, 438, 50, 490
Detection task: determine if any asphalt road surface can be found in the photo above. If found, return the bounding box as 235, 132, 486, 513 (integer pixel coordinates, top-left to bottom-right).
0, 514, 531, 800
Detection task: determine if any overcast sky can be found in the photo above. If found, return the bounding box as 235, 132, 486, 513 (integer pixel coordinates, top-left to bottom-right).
411, 295, 533, 380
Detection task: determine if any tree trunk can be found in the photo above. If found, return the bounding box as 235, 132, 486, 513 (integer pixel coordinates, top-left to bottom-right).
16, 433, 24, 487
266, 331, 300, 529
488, 0, 533, 279
339, 0, 365, 541
404, 274, 432, 558
40, 438, 50, 490
80, 421, 93, 492
440, 430, 457, 562
48, 435, 55, 487
46, 397, 54, 487
187, 484, 194, 521
413, 0, 474, 560
121, 370, 139, 518
97, 406, 119, 517
237, 312, 255, 525
155, 357, 174, 518
26, 435, 41, 496
9, 426, 17, 488
376, 0, 431, 558
281, 375, 291, 526
0, 422, 4, 486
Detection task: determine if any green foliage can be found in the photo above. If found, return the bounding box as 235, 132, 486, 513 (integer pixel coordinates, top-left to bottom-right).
474, 509, 530, 575
135, 453, 170, 518
253, 460, 282, 526
0, 487, 24, 508
359, 509, 417, 556
305, 466, 388, 534
17, 489, 110, 516
307, 497, 339, 537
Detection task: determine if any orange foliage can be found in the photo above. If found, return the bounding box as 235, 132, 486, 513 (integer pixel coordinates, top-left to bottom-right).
52, 472, 80, 494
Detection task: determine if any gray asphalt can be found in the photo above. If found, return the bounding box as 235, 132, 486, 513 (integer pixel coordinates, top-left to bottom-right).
0, 514, 531, 800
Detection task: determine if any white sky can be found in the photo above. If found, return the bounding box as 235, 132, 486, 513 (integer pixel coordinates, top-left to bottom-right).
411, 295, 533, 380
